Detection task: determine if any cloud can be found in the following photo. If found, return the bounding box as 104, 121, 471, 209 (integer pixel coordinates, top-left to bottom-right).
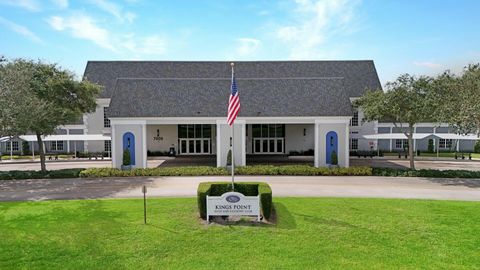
275, 0, 361, 59
47, 14, 116, 51
0, 16, 43, 43
413, 61, 442, 69
50, 0, 68, 9
47, 14, 167, 56
90, 0, 136, 23
235, 38, 261, 56
0, 0, 41, 11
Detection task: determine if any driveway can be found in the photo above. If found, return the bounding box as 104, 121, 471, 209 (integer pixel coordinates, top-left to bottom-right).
1, 176, 479, 202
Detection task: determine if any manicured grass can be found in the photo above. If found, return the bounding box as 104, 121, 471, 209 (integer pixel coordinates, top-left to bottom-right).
1, 198, 479, 269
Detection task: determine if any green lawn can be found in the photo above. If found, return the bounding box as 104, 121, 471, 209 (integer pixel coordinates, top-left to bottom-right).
1, 198, 479, 269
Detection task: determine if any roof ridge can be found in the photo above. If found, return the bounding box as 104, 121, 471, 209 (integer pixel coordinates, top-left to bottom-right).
114, 77, 345, 81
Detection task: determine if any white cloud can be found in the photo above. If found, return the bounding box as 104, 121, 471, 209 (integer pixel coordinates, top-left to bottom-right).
90, 0, 136, 23
0, 16, 43, 43
0, 0, 41, 12
47, 14, 116, 51
50, 0, 68, 9
47, 14, 167, 56
413, 61, 442, 69
275, 0, 360, 59
235, 38, 261, 56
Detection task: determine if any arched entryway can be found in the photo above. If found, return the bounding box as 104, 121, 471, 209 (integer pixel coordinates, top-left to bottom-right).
123, 132, 136, 165
326, 131, 338, 164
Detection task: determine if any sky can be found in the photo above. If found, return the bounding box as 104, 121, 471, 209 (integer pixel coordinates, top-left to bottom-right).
1, 0, 479, 84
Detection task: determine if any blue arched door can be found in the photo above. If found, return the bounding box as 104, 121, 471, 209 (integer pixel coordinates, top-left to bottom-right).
123, 132, 136, 165
326, 131, 338, 164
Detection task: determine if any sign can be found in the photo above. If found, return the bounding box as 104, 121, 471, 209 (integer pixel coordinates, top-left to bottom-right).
206, 192, 260, 222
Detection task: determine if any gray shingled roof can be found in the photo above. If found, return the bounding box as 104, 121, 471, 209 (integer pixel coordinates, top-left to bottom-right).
108, 78, 353, 118
83, 61, 381, 98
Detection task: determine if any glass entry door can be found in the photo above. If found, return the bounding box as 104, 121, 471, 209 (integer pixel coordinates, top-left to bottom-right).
253, 138, 284, 154
179, 139, 210, 155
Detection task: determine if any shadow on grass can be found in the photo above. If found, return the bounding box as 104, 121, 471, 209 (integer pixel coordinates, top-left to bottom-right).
272, 202, 297, 229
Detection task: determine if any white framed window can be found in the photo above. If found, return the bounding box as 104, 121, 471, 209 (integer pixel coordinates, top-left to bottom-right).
350, 110, 359, 126
439, 139, 452, 149
104, 140, 111, 152
350, 138, 358, 150
51, 141, 64, 151
103, 107, 111, 128
6, 141, 19, 151
395, 139, 408, 149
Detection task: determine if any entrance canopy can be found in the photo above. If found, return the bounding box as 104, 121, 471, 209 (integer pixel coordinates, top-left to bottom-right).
0, 134, 111, 142
361, 133, 479, 140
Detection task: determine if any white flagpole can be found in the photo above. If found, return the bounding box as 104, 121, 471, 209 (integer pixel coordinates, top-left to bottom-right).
230, 62, 235, 191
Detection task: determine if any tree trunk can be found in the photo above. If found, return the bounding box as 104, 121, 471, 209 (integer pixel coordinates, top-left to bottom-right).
36, 132, 46, 173
407, 126, 415, 170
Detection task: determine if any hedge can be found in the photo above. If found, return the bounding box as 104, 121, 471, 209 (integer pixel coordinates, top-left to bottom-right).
197, 182, 273, 220
79, 167, 228, 178
0, 168, 84, 180
372, 168, 480, 178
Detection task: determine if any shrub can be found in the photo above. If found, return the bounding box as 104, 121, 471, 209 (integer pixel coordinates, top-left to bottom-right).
428, 139, 434, 153
197, 182, 273, 220
331, 151, 338, 165
80, 166, 229, 178
0, 168, 84, 180
474, 141, 480, 153
122, 149, 131, 166
372, 168, 480, 178
226, 149, 232, 166
48, 168, 84, 179
234, 165, 372, 176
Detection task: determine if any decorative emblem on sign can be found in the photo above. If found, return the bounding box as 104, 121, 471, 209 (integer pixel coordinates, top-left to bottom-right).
226, 195, 240, 203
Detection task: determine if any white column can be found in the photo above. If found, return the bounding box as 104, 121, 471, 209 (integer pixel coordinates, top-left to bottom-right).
142, 123, 147, 168
314, 122, 319, 167
66, 129, 70, 153
389, 127, 393, 152
216, 122, 222, 167
240, 122, 246, 166
111, 124, 116, 168
344, 122, 350, 167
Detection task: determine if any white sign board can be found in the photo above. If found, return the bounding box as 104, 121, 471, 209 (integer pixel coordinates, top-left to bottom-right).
206, 192, 260, 222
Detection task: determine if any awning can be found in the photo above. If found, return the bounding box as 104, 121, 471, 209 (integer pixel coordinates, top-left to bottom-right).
0, 134, 111, 142
361, 133, 479, 140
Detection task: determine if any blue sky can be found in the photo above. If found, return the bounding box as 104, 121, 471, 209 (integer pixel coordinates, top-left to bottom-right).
1, 0, 479, 84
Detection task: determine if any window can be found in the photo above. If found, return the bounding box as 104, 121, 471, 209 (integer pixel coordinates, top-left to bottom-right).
350, 139, 358, 150
103, 107, 111, 128
394, 139, 409, 149
104, 140, 111, 152
350, 110, 359, 126
439, 139, 452, 149
252, 124, 285, 138
51, 141, 64, 151
5, 141, 19, 151
178, 125, 212, 138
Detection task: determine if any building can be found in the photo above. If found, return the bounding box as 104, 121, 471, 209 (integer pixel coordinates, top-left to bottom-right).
82, 60, 382, 168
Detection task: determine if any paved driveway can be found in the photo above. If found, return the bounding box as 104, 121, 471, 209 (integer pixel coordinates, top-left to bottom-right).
1, 176, 479, 202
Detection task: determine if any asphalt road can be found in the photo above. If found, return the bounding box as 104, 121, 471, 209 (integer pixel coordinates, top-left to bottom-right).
1, 175, 479, 202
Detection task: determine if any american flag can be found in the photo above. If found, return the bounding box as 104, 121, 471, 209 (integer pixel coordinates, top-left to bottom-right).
227, 69, 240, 126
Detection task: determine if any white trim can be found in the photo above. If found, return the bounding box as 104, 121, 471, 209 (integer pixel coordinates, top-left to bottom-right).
216, 122, 222, 167
110, 116, 352, 125
377, 122, 450, 128
345, 123, 349, 167
111, 124, 116, 168
142, 123, 147, 168
241, 123, 246, 166
314, 122, 319, 167
58, 125, 86, 129
96, 98, 111, 106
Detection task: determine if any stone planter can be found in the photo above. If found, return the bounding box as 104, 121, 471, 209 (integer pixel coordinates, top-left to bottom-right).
121, 165, 133, 170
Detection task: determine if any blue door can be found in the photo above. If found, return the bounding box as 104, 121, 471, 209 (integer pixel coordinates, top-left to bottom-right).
123, 132, 135, 165
326, 131, 338, 164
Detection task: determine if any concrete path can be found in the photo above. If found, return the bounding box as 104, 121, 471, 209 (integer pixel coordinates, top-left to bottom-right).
1, 176, 479, 202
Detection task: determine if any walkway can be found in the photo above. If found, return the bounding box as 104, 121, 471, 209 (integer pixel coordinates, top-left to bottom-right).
1, 175, 479, 202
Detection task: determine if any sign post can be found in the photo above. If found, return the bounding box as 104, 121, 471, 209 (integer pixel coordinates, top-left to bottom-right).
142, 185, 147, 224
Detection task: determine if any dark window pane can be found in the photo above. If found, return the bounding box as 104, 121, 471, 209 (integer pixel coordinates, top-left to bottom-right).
277, 139, 283, 153
255, 140, 260, 152
252, 125, 261, 137
203, 140, 209, 153
181, 140, 187, 153
178, 125, 187, 138
261, 125, 269, 138
187, 125, 194, 138
269, 125, 276, 138
196, 140, 201, 153
276, 124, 285, 137
195, 125, 202, 138
269, 139, 274, 152
189, 140, 194, 153
262, 140, 268, 152
202, 125, 211, 138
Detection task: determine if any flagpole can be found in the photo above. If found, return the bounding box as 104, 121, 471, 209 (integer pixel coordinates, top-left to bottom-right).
231, 62, 235, 191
